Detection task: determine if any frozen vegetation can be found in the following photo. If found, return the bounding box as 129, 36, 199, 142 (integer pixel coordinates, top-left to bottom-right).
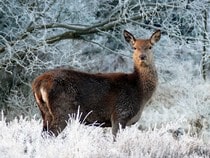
0, 0, 210, 157
0, 102, 210, 158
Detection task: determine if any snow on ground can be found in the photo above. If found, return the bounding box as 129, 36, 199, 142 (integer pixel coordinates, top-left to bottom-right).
0, 114, 210, 158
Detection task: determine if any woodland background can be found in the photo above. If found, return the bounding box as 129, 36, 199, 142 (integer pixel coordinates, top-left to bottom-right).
0, 0, 210, 157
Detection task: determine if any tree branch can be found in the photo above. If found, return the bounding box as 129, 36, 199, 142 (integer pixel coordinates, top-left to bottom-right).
45, 14, 146, 44
0, 1, 209, 54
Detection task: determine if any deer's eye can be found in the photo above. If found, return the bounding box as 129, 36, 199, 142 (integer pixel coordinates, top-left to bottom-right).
133, 47, 137, 50
148, 46, 152, 50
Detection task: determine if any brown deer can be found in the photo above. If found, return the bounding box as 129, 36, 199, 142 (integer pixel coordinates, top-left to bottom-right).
32, 30, 161, 137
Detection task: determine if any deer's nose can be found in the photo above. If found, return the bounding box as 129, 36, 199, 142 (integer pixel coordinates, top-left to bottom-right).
139, 54, 147, 60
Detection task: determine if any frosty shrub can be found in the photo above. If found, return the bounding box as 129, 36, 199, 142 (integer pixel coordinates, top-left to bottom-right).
0, 115, 210, 157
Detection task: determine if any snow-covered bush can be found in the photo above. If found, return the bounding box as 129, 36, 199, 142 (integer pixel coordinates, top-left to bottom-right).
0, 114, 210, 158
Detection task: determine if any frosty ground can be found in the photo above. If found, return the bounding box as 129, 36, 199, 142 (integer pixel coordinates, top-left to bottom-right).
0, 114, 210, 158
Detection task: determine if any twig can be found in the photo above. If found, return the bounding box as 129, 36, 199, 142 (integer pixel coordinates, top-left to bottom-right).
82, 37, 130, 58
201, 10, 208, 80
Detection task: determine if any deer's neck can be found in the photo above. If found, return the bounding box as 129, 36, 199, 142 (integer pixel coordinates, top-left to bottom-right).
134, 64, 158, 100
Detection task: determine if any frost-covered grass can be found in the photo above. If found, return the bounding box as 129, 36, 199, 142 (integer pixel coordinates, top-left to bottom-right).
0, 115, 210, 158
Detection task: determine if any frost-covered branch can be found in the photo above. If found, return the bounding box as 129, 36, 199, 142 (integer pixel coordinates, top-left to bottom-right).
45, 14, 147, 44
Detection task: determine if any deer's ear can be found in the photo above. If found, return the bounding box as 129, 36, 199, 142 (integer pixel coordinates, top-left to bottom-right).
124, 30, 136, 46
150, 30, 161, 45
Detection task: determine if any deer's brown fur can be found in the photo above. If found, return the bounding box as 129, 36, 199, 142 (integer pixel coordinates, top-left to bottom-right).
32, 30, 161, 137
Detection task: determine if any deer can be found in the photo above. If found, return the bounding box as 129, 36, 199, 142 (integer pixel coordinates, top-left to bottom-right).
32, 30, 161, 138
